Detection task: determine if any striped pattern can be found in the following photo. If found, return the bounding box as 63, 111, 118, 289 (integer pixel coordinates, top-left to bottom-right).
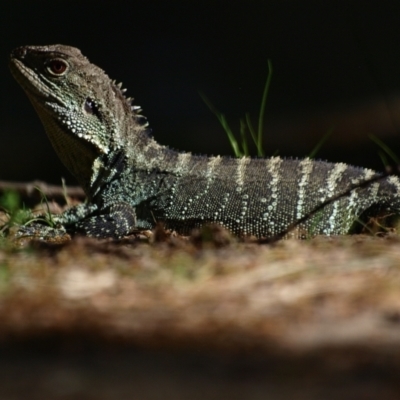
296, 158, 314, 220
11, 45, 400, 239
149, 153, 400, 238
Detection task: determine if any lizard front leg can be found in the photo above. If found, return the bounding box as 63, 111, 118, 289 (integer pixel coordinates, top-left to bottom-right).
71, 202, 137, 238
15, 202, 136, 240
13, 203, 98, 240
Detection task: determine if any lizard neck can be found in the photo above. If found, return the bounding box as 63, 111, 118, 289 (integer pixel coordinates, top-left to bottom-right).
34, 102, 99, 193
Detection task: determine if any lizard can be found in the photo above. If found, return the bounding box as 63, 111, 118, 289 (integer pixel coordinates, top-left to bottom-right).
8, 44, 400, 240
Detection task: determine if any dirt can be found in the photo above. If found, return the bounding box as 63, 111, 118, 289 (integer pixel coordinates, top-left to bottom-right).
1, 231, 400, 399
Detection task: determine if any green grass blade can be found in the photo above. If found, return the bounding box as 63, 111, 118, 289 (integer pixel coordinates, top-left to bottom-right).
369, 134, 400, 165
308, 126, 334, 159
240, 119, 249, 156
257, 59, 273, 157
245, 113, 258, 146
377, 150, 389, 170
199, 92, 242, 157
34, 186, 55, 227
220, 115, 242, 157
61, 178, 70, 206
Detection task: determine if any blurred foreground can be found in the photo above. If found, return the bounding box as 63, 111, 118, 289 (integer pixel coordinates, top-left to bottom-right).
1, 234, 400, 399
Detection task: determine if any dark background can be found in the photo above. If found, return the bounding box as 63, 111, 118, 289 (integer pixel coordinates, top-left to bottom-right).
2, 0, 400, 184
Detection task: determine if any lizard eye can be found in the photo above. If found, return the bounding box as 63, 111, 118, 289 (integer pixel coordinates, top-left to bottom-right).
47, 59, 68, 76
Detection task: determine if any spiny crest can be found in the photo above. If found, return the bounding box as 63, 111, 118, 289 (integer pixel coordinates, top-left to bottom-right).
110, 79, 150, 130
11, 44, 155, 155
29, 44, 151, 133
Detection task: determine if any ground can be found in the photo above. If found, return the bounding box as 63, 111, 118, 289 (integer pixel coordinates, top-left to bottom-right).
1, 224, 400, 399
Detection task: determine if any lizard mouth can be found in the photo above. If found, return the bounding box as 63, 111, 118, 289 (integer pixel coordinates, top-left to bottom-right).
9, 57, 66, 108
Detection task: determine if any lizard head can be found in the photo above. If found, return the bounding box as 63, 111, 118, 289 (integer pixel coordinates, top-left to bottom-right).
9, 44, 148, 189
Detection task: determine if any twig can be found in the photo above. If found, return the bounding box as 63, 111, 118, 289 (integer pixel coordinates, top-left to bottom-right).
0, 180, 85, 203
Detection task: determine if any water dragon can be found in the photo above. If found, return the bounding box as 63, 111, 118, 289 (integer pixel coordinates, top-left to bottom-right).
9, 44, 400, 239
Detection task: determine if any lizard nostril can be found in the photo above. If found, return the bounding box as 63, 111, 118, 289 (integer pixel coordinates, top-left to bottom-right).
12, 46, 27, 59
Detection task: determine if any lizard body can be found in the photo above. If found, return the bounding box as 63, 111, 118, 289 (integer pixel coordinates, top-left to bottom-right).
9, 45, 400, 239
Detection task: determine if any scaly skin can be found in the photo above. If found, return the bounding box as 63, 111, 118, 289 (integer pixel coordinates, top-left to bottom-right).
9, 45, 400, 239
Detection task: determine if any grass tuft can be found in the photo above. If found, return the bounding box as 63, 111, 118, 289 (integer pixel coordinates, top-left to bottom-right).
200, 60, 273, 157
